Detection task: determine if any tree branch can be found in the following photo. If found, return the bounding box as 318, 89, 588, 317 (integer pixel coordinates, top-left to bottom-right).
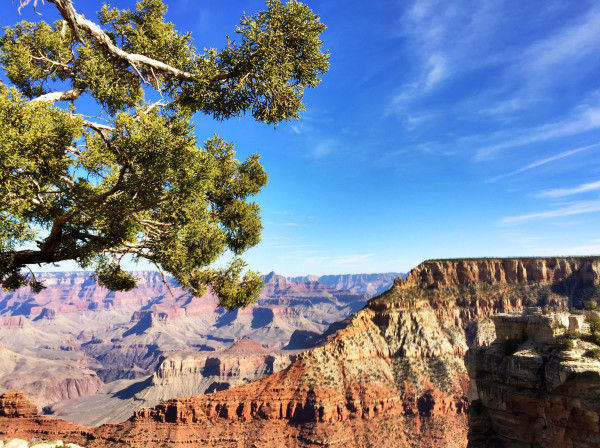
30, 52, 74, 75
78, 118, 115, 133
85, 163, 128, 204
30, 87, 83, 103
48, 0, 194, 81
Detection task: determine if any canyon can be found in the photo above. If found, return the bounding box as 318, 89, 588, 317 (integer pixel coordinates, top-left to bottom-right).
0, 257, 598, 447
0, 271, 397, 422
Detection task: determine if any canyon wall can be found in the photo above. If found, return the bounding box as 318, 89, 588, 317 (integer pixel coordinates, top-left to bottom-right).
407, 257, 600, 290
0, 257, 598, 447
466, 309, 600, 447
45, 339, 301, 426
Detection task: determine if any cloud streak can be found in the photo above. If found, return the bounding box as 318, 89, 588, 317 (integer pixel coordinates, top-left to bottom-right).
535, 180, 600, 198
502, 200, 600, 224
486, 143, 599, 182
476, 107, 600, 160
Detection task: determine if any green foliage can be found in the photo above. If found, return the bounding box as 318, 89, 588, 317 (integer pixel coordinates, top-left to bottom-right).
563, 330, 581, 340
542, 307, 550, 315
589, 332, 600, 347
178, 0, 329, 123
586, 313, 600, 346
587, 314, 600, 334
94, 258, 137, 291
555, 336, 575, 352
585, 300, 599, 311
585, 348, 600, 359
0, 0, 329, 309
555, 330, 580, 352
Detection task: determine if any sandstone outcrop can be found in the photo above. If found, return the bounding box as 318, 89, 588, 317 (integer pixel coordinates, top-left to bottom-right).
466, 308, 600, 447
0, 392, 38, 418
407, 257, 599, 291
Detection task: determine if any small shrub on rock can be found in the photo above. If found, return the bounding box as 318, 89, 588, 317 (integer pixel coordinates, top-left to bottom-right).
585, 301, 600, 311
586, 314, 600, 334
585, 348, 600, 359
589, 332, 600, 346
555, 336, 575, 352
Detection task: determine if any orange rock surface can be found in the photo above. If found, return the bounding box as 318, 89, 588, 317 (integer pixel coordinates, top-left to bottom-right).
0, 391, 38, 418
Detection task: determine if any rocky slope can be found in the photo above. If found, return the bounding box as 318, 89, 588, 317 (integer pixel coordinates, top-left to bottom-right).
0, 257, 598, 447
466, 309, 600, 447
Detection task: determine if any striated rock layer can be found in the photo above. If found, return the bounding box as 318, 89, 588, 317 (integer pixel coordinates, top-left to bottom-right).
45, 339, 301, 427
0, 257, 599, 447
0, 391, 38, 418
466, 309, 600, 448
0, 271, 373, 409
407, 257, 600, 292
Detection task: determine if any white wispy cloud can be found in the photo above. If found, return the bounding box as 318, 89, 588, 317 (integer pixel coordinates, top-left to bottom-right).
476, 106, 600, 160
282, 251, 376, 266
502, 200, 600, 224
486, 143, 599, 182
264, 221, 302, 227
309, 138, 338, 159
535, 180, 600, 198
520, 240, 600, 257
468, 5, 600, 121
387, 0, 503, 116
517, 6, 600, 79
424, 54, 448, 90
388, 0, 600, 142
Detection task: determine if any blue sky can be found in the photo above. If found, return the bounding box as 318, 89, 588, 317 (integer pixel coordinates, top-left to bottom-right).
5, 0, 600, 275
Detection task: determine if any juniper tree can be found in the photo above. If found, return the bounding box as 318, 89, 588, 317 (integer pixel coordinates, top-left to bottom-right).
0, 0, 329, 309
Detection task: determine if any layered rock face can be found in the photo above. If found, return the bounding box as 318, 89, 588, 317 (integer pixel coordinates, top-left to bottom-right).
0, 257, 598, 447
153, 338, 297, 391
0, 391, 38, 418
92, 279, 473, 447
408, 258, 599, 291
466, 309, 600, 447
44, 339, 300, 427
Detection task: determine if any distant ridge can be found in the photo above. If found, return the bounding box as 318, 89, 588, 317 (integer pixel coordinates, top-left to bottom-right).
287, 272, 404, 297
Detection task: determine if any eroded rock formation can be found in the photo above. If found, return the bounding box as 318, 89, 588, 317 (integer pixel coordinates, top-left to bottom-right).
0, 391, 38, 418
0, 271, 375, 408
466, 309, 600, 447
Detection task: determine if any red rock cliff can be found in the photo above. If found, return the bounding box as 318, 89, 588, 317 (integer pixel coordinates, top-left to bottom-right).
0, 391, 38, 418
406, 257, 600, 288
